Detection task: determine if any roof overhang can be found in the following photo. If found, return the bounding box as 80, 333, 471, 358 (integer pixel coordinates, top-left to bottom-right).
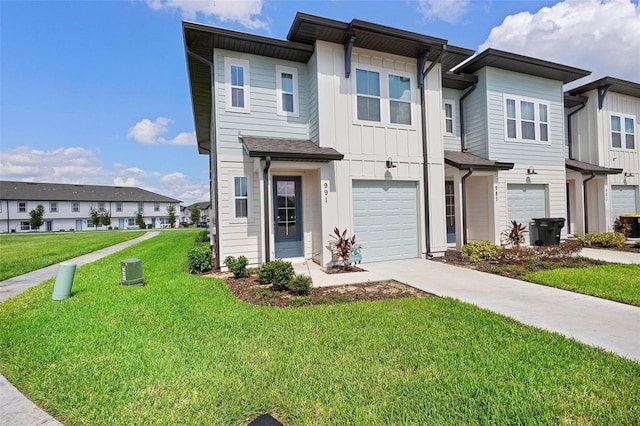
242, 136, 344, 162
443, 72, 478, 90
567, 76, 640, 98
444, 150, 514, 171
453, 48, 591, 84
565, 159, 623, 175
564, 93, 589, 109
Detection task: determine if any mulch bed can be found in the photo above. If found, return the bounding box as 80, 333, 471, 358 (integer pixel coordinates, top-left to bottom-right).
208, 272, 433, 307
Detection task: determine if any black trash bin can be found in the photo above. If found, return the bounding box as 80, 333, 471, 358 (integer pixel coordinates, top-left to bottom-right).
620, 214, 640, 238
532, 218, 565, 246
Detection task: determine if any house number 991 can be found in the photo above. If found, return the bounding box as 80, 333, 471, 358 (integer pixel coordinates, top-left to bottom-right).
324, 183, 328, 203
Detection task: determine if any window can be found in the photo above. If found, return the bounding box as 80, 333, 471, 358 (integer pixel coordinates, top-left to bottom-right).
116, 203, 122, 212
356, 69, 381, 122
276, 65, 299, 116
138, 203, 144, 213
72, 202, 79, 212
234, 177, 248, 218
154, 202, 160, 212
389, 74, 412, 125
444, 100, 455, 135
611, 114, 636, 150
504, 95, 550, 143
128, 218, 135, 226
50, 202, 58, 213
224, 57, 250, 113
18, 202, 26, 213
98, 202, 105, 212
20, 221, 30, 231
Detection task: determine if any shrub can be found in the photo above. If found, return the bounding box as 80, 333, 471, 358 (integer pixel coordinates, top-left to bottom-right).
195, 230, 209, 243
461, 241, 502, 262
258, 259, 294, 290
613, 216, 631, 237
501, 220, 527, 249
288, 274, 312, 295
224, 255, 248, 278
577, 232, 626, 248
187, 244, 212, 274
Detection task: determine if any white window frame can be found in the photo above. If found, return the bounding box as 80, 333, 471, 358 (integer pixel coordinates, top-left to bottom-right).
388, 72, 413, 126
233, 176, 249, 220
50, 202, 58, 213
72, 202, 79, 213
224, 57, 250, 113
276, 65, 299, 117
354, 67, 382, 123
503, 94, 551, 144
443, 99, 456, 135
137, 203, 144, 213
98, 202, 105, 212
18, 202, 27, 213
154, 202, 160, 212
610, 113, 636, 151
115, 203, 122, 212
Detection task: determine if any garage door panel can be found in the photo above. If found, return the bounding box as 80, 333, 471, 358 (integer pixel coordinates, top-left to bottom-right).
611, 185, 638, 221
507, 184, 547, 238
352, 180, 419, 262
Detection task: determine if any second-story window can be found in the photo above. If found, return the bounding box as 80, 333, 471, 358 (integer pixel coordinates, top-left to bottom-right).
389, 74, 411, 125
225, 57, 250, 113
72, 202, 79, 212
50, 202, 58, 213
98, 202, 105, 212
276, 66, 298, 117
18, 202, 26, 213
138, 202, 144, 213
356, 69, 381, 122
611, 114, 636, 150
444, 100, 455, 135
504, 95, 550, 143
116, 203, 122, 212
154, 202, 160, 212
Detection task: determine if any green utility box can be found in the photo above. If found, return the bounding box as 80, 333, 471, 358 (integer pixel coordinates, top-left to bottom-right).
52, 262, 77, 300
120, 258, 144, 286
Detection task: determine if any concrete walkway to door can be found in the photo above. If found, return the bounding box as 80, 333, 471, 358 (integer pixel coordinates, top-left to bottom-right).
362, 258, 640, 363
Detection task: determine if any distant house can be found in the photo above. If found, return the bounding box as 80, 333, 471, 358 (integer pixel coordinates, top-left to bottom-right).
0, 181, 181, 232
181, 201, 213, 224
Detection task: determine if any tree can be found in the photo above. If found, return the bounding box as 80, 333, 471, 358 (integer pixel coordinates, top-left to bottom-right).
100, 211, 111, 228
190, 204, 201, 224
167, 205, 176, 228
29, 204, 45, 230
136, 210, 146, 229
89, 205, 101, 228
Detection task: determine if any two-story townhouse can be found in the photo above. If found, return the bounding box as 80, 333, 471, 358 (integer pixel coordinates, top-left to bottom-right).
0, 181, 181, 232
564, 77, 639, 235
181, 201, 213, 224
443, 49, 590, 248
184, 13, 475, 267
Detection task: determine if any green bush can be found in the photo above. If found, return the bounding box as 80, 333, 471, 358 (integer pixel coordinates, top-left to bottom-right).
288, 274, 312, 295
461, 241, 502, 263
258, 259, 294, 290
195, 230, 209, 243
578, 232, 626, 248
187, 244, 212, 274
224, 255, 248, 278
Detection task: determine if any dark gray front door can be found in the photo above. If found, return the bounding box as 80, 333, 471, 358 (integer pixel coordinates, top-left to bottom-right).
274, 176, 302, 258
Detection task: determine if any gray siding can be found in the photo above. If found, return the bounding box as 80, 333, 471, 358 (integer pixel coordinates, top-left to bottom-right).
463, 68, 488, 158
307, 50, 319, 144
442, 87, 462, 151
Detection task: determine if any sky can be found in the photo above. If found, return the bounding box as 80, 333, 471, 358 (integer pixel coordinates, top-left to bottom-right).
1, 0, 639, 206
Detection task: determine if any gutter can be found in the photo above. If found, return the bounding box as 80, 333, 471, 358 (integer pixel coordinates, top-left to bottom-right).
419, 46, 446, 257
186, 47, 220, 268
263, 157, 272, 263
459, 77, 478, 152
583, 173, 596, 234
567, 99, 587, 160
461, 168, 473, 245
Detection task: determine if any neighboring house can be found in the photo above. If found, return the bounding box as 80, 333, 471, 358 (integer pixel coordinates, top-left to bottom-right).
565, 77, 639, 235
444, 49, 590, 248
181, 201, 213, 224
0, 181, 181, 232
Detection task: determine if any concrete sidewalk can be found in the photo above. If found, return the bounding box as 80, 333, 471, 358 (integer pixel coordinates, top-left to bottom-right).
580, 247, 640, 264
0, 231, 159, 426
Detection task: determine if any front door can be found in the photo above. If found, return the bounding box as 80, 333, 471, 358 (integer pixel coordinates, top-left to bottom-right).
75, 219, 83, 231
273, 176, 302, 258
46, 220, 53, 232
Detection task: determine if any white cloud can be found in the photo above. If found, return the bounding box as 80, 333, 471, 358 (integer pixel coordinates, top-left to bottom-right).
0, 146, 104, 182
127, 117, 196, 146
417, 0, 470, 23
480, 0, 640, 84
147, 0, 267, 29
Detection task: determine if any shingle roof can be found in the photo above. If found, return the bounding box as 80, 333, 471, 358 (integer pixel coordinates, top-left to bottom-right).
444, 150, 514, 171
565, 159, 623, 175
241, 136, 344, 161
0, 181, 182, 203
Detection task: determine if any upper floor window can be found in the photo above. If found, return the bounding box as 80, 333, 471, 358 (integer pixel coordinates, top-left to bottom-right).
72, 202, 79, 212
276, 65, 299, 117
115, 203, 122, 212
443, 100, 455, 135
18, 202, 26, 213
154, 202, 160, 212
504, 95, 549, 143
389, 74, 412, 125
50, 202, 58, 213
611, 114, 635, 150
98, 202, 105, 212
234, 176, 248, 218
224, 57, 250, 113
138, 202, 144, 213
356, 69, 381, 122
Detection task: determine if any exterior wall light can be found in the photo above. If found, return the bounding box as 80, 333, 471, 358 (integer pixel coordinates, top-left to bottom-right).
386, 157, 397, 169
624, 171, 635, 177
527, 166, 538, 175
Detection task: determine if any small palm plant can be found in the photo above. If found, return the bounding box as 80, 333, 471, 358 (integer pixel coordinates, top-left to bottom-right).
501, 220, 527, 249
329, 227, 357, 271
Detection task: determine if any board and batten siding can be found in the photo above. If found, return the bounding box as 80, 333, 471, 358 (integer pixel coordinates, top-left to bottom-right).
462, 68, 489, 158
442, 87, 462, 152
307, 50, 320, 145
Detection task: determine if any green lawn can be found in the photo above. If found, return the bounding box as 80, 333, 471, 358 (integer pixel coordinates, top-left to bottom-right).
0, 231, 638, 425
526, 264, 640, 306
0, 231, 145, 280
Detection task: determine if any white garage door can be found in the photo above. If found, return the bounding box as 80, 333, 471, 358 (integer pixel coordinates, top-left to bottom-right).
611, 185, 638, 221
507, 184, 547, 233
352, 180, 419, 262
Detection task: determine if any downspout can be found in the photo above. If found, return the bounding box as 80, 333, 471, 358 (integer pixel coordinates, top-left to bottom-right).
459, 79, 478, 152
6, 200, 9, 233
461, 168, 473, 245
186, 48, 220, 268
263, 157, 272, 263
419, 46, 446, 257
567, 100, 587, 160
583, 173, 596, 234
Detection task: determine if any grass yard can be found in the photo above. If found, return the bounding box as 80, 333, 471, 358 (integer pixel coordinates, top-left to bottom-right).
0, 231, 145, 280
0, 231, 638, 425
526, 264, 640, 307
